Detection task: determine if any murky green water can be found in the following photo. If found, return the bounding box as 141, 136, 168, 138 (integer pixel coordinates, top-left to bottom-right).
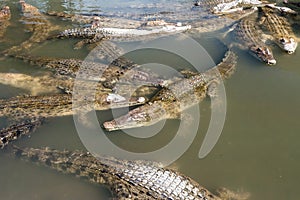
0, 0, 300, 199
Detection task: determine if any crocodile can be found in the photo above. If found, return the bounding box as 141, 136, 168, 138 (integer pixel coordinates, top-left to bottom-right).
6, 51, 166, 93
12, 146, 250, 200
283, 0, 300, 12
0, 72, 75, 95
0, 89, 149, 148
0, 91, 149, 133
3, 0, 57, 55
49, 18, 191, 49
194, 0, 264, 14
103, 50, 237, 131
233, 15, 277, 65
0, 118, 43, 148
258, 6, 298, 54
0, 5, 10, 40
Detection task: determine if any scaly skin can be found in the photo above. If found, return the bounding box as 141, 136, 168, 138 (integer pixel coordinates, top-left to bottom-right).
13, 54, 82, 77
234, 16, 277, 65
258, 6, 298, 54
0, 118, 43, 148
0, 5, 10, 41
3, 1, 57, 55
0, 92, 147, 121
9, 52, 165, 92
46, 12, 142, 29
50, 19, 191, 48
0, 91, 147, 148
103, 50, 237, 131
194, 0, 263, 14
0, 72, 75, 95
12, 146, 250, 200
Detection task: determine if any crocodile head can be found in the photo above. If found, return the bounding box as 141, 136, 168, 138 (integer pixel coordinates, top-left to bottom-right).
278, 37, 298, 54
0, 6, 10, 20
103, 103, 165, 131
19, 0, 40, 14
250, 46, 276, 65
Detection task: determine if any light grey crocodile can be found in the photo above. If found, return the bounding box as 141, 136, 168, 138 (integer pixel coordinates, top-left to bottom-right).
103, 50, 237, 131
48, 18, 191, 49
194, 0, 263, 14
12, 146, 249, 200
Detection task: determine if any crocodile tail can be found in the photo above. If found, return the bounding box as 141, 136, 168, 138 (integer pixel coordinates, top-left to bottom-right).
0, 118, 43, 148
12, 146, 114, 186
216, 50, 238, 79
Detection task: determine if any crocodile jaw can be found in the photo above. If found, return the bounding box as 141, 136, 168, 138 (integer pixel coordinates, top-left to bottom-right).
250, 46, 276, 65
103, 111, 152, 131
103, 103, 164, 131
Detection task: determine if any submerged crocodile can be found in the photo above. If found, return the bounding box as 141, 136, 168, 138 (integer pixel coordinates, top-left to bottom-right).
233, 14, 277, 65
258, 6, 298, 54
103, 50, 237, 131
0, 72, 75, 95
0, 92, 147, 148
12, 146, 249, 200
0, 5, 10, 40
0, 118, 43, 148
5, 52, 166, 94
3, 1, 57, 55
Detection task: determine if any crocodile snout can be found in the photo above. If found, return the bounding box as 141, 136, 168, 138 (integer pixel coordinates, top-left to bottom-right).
267, 59, 277, 65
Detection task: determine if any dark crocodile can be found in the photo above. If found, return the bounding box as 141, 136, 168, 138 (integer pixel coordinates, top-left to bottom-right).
12, 146, 249, 200
0, 72, 75, 95
103, 50, 237, 131
0, 5, 10, 41
0, 118, 43, 148
3, 1, 58, 55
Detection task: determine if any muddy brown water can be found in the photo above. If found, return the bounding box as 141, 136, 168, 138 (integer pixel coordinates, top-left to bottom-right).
0, 0, 300, 199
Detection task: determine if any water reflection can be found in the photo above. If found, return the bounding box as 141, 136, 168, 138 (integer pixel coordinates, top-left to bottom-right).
0, 0, 299, 199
